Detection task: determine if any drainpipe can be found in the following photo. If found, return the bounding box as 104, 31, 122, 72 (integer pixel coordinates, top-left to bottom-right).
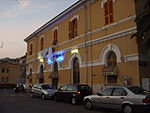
80, 0, 88, 84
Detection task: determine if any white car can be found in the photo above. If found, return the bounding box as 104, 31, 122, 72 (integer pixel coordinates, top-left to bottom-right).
84, 86, 150, 113
30, 84, 57, 99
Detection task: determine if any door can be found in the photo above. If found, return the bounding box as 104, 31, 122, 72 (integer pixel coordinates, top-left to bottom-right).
109, 88, 128, 109
94, 88, 113, 108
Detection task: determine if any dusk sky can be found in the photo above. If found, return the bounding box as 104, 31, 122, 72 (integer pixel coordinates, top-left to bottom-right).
0, 0, 78, 58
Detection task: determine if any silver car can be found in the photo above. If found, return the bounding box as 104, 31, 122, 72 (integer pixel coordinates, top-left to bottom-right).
84, 86, 150, 113
30, 84, 57, 99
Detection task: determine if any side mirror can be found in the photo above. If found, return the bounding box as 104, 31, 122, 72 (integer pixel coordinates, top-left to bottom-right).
97, 93, 102, 96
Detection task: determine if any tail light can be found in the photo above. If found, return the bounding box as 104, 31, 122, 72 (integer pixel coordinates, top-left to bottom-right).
76, 91, 80, 95
143, 98, 150, 103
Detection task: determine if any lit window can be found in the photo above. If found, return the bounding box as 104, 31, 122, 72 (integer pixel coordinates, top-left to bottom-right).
69, 18, 78, 39
104, 0, 114, 25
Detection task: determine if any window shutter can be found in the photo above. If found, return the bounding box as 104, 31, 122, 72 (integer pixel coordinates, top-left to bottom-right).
109, 0, 113, 14
69, 21, 72, 39
75, 18, 78, 37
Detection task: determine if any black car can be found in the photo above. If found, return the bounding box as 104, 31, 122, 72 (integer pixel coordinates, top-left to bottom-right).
54, 84, 93, 104
14, 84, 25, 93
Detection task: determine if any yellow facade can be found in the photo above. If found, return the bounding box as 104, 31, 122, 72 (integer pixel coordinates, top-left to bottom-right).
0, 62, 20, 85
24, 0, 150, 92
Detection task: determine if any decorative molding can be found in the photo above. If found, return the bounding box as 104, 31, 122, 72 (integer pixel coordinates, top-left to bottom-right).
70, 15, 79, 21
101, 0, 116, 8
52, 26, 59, 33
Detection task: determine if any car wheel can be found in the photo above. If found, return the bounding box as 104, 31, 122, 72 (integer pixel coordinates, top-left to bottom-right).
30, 93, 35, 98
85, 100, 93, 110
41, 94, 46, 100
71, 97, 77, 105
123, 105, 134, 113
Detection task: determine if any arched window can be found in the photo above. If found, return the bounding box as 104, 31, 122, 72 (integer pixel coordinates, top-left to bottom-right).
29, 43, 33, 55
52, 29, 58, 45
106, 51, 117, 83
29, 68, 32, 83
39, 65, 44, 83
73, 57, 80, 84
52, 61, 58, 89
40, 37, 44, 50
107, 51, 117, 67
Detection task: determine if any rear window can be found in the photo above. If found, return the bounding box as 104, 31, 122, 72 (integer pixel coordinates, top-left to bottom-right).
128, 86, 149, 94
77, 85, 91, 91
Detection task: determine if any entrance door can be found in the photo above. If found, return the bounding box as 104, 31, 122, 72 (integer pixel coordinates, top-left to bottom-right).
73, 58, 80, 84
52, 62, 58, 89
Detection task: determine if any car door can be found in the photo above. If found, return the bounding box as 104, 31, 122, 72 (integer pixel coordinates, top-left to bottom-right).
57, 85, 68, 101
94, 88, 113, 108
66, 85, 74, 101
36, 85, 43, 97
109, 88, 128, 110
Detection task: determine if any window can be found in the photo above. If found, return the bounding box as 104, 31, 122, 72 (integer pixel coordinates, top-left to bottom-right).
99, 88, 113, 96
52, 29, 58, 45
67, 85, 74, 91
29, 43, 33, 55
69, 18, 78, 39
112, 88, 128, 96
107, 51, 117, 67
40, 37, 44, 50
6, 77, 9, 83
104, 0, 114, 25
2, 68, 5, 73
59, 85, 67, 91
6, 69, 9, 73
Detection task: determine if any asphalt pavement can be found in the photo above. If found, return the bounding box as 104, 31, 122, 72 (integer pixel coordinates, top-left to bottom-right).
0, 89, 120, 113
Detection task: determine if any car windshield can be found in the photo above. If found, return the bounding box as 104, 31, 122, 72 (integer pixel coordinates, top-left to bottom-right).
41, 84, 52, 89
128, 86, 149, 94
78, 85, 91, 90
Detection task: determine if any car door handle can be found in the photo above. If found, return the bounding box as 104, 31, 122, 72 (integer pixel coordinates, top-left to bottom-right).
121, 97, 125, 99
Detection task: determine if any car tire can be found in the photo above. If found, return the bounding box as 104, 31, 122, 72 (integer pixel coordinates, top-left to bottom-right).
122, 104, 134, 113
41, 94, 46, 100
85, 100, 93, 110
71, 97, 77, 105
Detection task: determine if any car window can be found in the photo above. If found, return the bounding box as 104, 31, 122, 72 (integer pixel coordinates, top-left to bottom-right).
41, 84, 52, 89
112, 88, 128, 96
77, 85, 91, 91
59, 85, 67, 91
67, 85, 74, 91
33, 84, 38, 88
99, 88, 113, 96
37, 85, 41, 89
128, 86, 149, 94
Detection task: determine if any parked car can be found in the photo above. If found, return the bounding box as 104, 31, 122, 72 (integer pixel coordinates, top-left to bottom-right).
83, 86, 150, 113
54, 84, 93, 104
30, 84, 57, 99
14, 84, 25, 93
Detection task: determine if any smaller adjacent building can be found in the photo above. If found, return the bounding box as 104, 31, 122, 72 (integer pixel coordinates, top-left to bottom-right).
0, 56, 26, 88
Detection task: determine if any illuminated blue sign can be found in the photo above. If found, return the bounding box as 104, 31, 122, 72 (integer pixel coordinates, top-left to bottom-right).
46, 50, 65, 65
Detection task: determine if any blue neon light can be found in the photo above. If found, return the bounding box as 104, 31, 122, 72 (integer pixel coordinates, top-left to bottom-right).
56, 55, 64, 62
47, 58, 53, 64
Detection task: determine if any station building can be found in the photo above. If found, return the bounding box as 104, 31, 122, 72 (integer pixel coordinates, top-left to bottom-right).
24, 0, 150, 92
